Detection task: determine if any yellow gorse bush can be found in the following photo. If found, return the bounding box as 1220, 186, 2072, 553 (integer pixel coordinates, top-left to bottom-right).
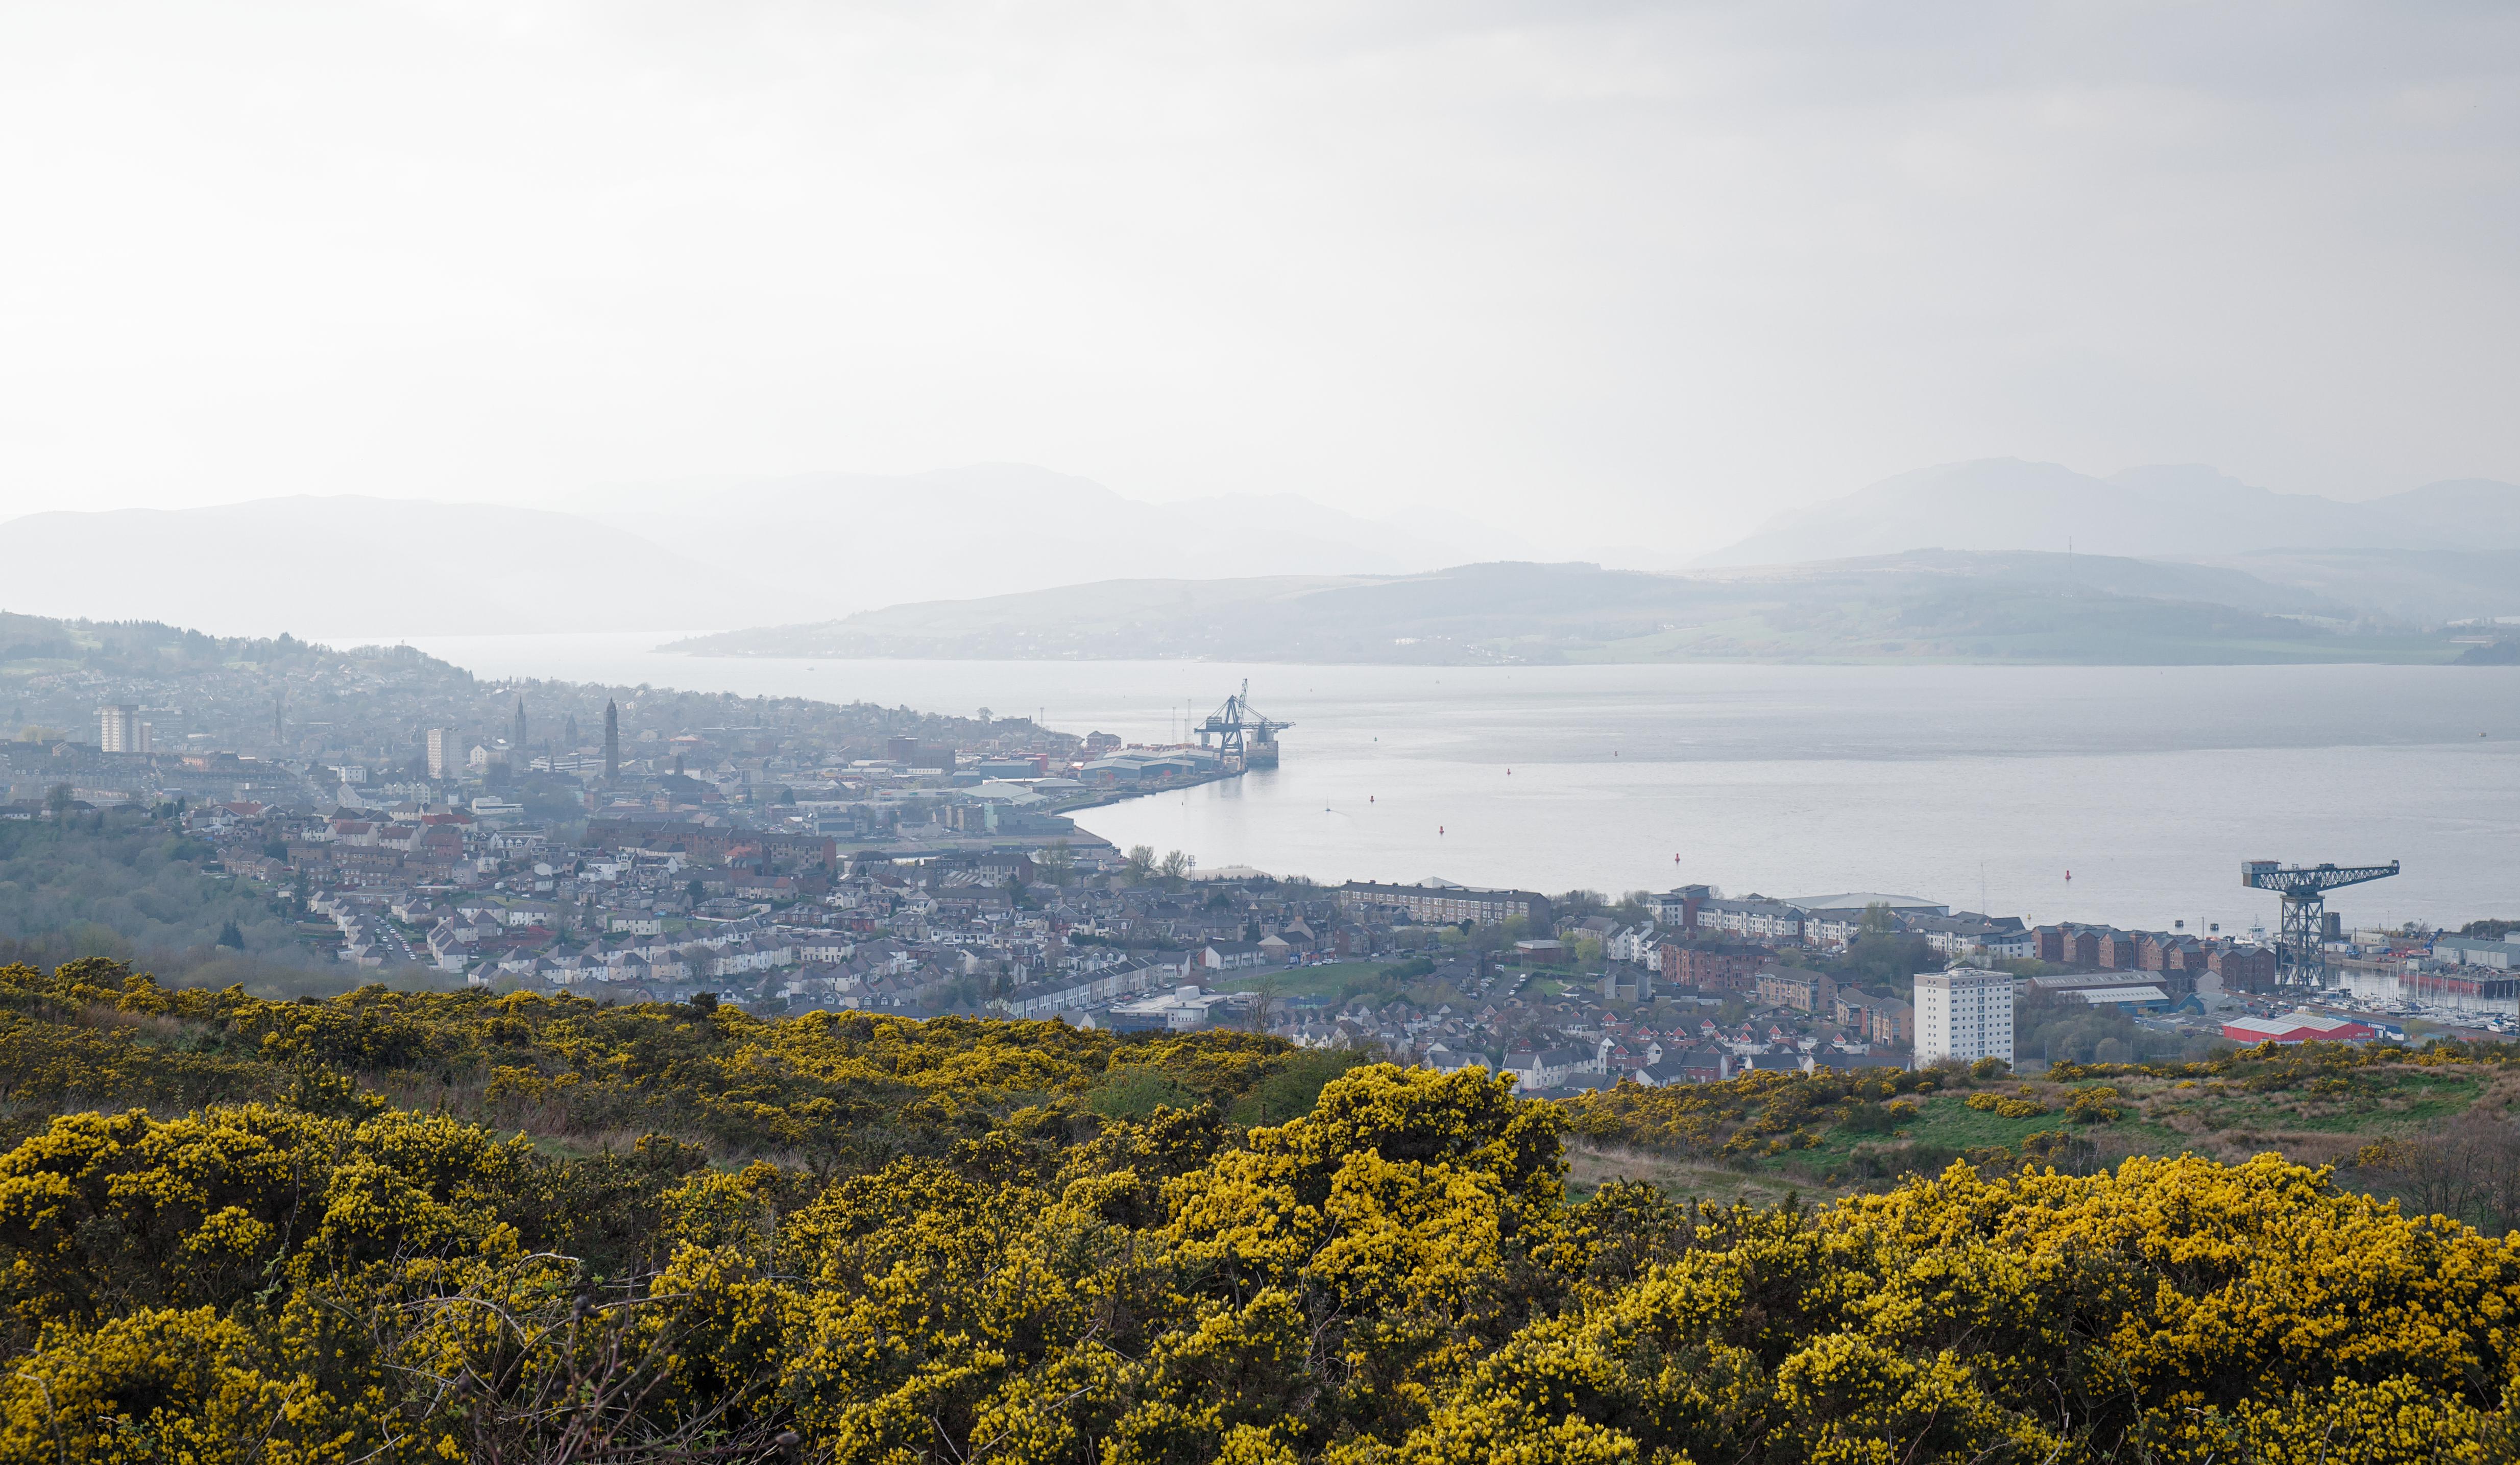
0, 959, 2514, 1460
1965, 1091, 2050, 1118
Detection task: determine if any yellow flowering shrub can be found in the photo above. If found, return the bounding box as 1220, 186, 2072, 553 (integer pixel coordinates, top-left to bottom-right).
0, 1304, 387, 1465
0, 957, 2517, 1460
2065, 1084, 2125, 1122
1966, 1091, 2050, 1118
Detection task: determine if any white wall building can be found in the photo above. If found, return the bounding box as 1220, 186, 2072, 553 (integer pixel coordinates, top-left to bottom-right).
1913, 967, 2015, 1066
425, 728, 458, 780
1607, 922, 1659, 964
98, 705, 152, 754
1695, 898, 1806, 942
2437, 935, 2520, 970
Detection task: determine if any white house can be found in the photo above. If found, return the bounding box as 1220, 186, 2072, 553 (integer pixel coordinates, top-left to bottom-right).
1200, 941, 1267, 972
1500, 1046, 1605, 1091
1421, 1045, 1491, 1076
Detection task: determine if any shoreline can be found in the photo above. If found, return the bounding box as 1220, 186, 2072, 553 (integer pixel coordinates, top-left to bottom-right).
1042, 766, 1241, 818
659, 648, 2489, 669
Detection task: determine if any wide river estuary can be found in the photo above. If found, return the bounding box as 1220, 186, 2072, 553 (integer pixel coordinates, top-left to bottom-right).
397, 633, 2520, 937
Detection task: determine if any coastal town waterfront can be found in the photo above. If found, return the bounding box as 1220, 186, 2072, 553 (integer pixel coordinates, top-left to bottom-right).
396, 636, 2520, 933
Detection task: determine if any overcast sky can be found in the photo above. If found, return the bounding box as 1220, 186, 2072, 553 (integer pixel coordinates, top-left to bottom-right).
2, 2, 2513, 556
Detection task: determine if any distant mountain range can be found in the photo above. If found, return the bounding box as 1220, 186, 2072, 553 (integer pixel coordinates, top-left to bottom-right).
664, 551, 2494, 666
0, 469, 1523, 639
1697, 459, 2520, 565
559, 463, 1522, 613
10, 456, 2512, 655
0, 496, 819, 639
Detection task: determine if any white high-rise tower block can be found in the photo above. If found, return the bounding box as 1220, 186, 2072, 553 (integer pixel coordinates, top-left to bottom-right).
1915, 967, 2015, 1066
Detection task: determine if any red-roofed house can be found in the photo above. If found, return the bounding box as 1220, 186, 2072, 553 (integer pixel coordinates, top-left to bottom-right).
2222, 1013, 2378, 1045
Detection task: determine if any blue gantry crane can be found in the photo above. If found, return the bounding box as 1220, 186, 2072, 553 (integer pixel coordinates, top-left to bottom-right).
2242, 859, 2401, 984
1198, 681, 1292, 770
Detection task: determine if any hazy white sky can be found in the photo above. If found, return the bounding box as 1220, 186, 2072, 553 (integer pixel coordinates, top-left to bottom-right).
2, 2, 2513, 556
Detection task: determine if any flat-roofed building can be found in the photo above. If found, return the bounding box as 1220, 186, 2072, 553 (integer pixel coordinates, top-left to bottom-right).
1915, 967, 2014, 1066
425, 727, 458, 780
2438, 935, 2520, 970
98, 705, 152, 754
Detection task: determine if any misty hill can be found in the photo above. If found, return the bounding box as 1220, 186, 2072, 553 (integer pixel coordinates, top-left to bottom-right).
0, 469, 1529, 640
0, 496, 829, 639
565, 464, 1526, 618
1701, 459, 2520, 566
2198, 548, 2520, 625
0, 611, 1030, 767
665, 551, 2470, 666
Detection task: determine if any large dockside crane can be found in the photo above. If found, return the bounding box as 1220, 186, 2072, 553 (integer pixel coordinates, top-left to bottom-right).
2242, 859, 2401, 984
1198, 681, 1292, 771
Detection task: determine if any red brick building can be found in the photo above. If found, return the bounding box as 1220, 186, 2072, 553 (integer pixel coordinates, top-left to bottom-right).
1867, 999, 1915, 1047
1658, 942, 1770, 993
2208, 943, 2278, 992
2037, 925, 2101, 968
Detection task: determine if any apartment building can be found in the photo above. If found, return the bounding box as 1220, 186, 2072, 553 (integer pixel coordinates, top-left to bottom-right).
98, 705, 152, 754
425, 728, 459, 780
1913, 967, 2015, 1066
1336, 880, 1552, 928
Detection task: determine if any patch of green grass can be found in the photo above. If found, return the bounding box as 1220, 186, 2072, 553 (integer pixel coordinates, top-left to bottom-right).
2151, 1072, 2486, 1137
1722, 1063, 2509, 1195
2159, 1095, 2331, 1134
1781, 1094, 2066, 1169
1206, 962, 1391, 998
1889, 1094, 2068, 1150
2092, 1117, 2200, 1158
1794, 1124, 1886, 1164
1204, 965, 1485, 1021
2387, 1074, 2485, 1122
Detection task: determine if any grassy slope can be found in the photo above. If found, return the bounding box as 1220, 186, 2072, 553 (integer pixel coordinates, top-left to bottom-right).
1577, 1062, 2510, 1210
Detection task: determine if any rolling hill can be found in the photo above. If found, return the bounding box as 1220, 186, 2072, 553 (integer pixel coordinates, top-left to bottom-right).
561, 463, 1528, 617
1699, 459, 2520, 566
664, 550, 2470, 666
0, 468, 1531, 639
0, 496, 813, 639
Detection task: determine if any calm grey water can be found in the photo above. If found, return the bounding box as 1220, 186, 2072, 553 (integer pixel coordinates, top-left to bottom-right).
394, 632, 2520, 934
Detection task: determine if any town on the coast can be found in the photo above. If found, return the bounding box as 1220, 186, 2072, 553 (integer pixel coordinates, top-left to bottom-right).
12, 631, 2491, 1093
